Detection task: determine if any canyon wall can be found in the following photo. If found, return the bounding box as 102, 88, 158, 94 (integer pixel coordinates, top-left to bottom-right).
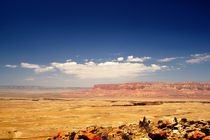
88, 82, 210, 99
93, 82, 210, 91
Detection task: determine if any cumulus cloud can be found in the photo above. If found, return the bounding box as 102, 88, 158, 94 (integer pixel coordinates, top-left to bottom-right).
19, 56, 167, 79
158, 57, 177, 63
21, 62, 54, 73
186, 53, 210, 64
21, 63, 40, 69
117, 57, 124, 61
127, 56, 151, 62
51, 60, 166, 79
5, 64, 17, 68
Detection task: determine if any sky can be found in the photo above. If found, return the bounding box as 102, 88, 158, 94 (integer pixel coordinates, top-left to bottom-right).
0, 0, 210, 87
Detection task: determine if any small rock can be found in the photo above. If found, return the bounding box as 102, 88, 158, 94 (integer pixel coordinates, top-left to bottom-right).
188, 131, 206, 139
203, 136, 210, 140
181, 118, 188, 123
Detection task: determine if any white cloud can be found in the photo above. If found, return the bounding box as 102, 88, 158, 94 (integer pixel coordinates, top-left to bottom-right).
127, 56, 151, 62
117, 57, 124, 61
66, 59, 72, 62
21, 63, 40, 69
21, 62, 54, 73
158, 57, 177, 62
186, 53, 210, 64
34, 66, 54, 73
5, 64, 17, 68
51, 60, 166, 79
19, 56, 167, 79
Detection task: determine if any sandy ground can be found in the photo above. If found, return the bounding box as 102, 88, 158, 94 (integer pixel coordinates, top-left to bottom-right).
0, 97, 210, 139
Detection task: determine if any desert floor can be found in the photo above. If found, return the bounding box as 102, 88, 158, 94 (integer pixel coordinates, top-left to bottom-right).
0, 97, 210, 140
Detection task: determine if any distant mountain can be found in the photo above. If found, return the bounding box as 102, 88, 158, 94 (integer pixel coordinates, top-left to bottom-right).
93, 82, 210, 91
1, 82, 210, 99
86, 82, 210, 99
0, 85, 90, 90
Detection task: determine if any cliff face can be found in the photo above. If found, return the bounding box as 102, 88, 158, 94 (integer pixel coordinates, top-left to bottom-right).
93, 82, 210, 91
89, 82, 210, 99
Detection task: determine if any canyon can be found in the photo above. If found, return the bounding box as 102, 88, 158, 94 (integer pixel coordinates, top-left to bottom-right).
85, 82, 210, 99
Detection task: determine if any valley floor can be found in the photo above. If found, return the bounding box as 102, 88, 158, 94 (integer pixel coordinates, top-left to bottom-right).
0, 97, 210, 139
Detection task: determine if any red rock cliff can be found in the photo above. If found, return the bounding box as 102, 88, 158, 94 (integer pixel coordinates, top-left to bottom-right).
93, 82, 210, 91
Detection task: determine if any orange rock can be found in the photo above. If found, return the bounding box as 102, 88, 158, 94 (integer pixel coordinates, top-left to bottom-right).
85, 133, 102, 140
159, 130, 167, 136
188, 131, 206, 139
165, 120, 172, 125
85, 133, 95, 139
92, 135, 102, 140
203, 136, 210, 140
56, 129, 62, 138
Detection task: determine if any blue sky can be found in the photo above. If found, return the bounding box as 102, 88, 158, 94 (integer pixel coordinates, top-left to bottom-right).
0, 0, 210, 87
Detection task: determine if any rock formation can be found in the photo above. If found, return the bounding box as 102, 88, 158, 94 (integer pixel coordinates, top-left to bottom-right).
50, 117, 210, 140
87, 82, 210, 99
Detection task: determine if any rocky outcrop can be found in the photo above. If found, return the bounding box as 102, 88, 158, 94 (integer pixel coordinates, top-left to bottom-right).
50, 117, 210, 140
